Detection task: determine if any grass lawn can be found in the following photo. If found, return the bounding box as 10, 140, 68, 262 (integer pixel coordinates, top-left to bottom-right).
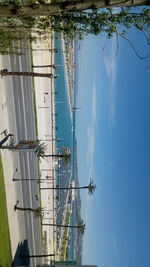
0, 154, 12, 267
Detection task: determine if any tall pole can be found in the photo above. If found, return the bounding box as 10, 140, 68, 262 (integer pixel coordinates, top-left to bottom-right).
20, 253, 55, 258
13, 175, 54, 181
13, 178, 48, 182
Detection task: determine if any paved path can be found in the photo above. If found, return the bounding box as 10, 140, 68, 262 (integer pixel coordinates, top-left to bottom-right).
32, 32, 57, 262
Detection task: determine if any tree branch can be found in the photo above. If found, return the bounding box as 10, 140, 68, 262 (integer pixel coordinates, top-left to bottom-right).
120, 33, 150, 59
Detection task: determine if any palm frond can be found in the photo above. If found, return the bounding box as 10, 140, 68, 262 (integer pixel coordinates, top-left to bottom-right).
78, 220, 86, 234
60, 146, 71, 165
36, 142, 47, 158
88, 179, 96, 195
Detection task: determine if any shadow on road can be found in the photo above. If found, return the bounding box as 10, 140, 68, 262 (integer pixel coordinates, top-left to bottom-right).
11, 239, 30, 267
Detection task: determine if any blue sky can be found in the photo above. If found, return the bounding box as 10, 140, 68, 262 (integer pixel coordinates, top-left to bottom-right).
75, 26, 150, 267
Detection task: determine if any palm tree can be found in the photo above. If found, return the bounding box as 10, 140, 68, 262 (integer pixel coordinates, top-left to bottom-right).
36, 142, 47, 158
1, 69, 56, 78
40, 179, 96, 195
37, 145, 71, 165
14, 201, 44, 217
42, 220, 85, 234
14, 201, 85, 233
32, 64, 63, 69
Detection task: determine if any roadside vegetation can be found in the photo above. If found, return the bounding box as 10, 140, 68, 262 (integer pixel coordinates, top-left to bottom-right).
60, 208, 71, 260
0, 154, 12, 267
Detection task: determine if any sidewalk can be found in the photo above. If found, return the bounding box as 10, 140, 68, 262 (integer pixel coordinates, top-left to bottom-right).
32, 31, 57, 261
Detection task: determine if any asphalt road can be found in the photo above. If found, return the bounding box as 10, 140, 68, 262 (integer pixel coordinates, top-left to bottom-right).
3, 41, 43, 267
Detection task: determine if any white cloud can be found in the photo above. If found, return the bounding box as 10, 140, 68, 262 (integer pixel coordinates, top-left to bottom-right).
86, 82, 97, 176
103, 37, 118, 129
92, 83, 97, 124
87, 126, 94, 176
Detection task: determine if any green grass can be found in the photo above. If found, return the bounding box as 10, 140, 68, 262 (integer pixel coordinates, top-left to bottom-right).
0, 154, 12, 267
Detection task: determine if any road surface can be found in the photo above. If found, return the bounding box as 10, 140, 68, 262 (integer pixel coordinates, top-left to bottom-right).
1, 41, 43, 267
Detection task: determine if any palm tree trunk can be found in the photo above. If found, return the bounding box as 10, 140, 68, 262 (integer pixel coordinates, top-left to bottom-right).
42, 223, 82, 229
0, 145, 17, 150
0, 0, 148, 17
32, 64, 56, 69
40, 186, 88, 190
43, 154, 63, 157
0, 145, 37, 152
1, 70, 54, 78
14, 206, 37, 212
